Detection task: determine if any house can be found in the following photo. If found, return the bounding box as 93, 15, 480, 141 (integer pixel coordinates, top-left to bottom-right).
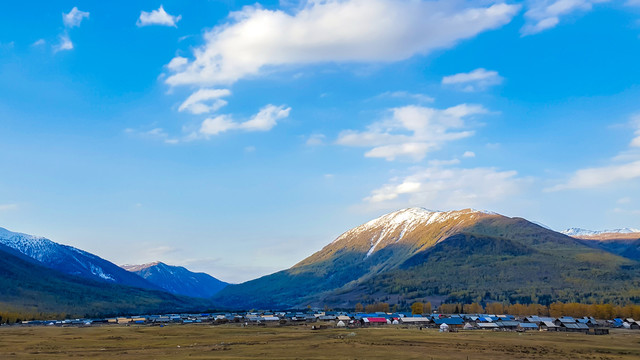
559, 323, 589, 333
540, 321, 558, 331
399, 317, 431, 325
362, 317, 388, 326
554, 317, 576, 327
496, 321, 519, 330
477, 322, 499, 330
434, 318, 464, 328
517, 323, 539, 331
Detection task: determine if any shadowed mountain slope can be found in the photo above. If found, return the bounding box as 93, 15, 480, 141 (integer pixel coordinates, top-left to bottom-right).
123, 262, 228, 298
571, 232, 640, 262
0, 244, 210, 317
0, 227, 160, 291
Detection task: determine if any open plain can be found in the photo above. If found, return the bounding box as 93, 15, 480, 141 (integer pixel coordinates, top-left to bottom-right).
1, 325, 639, 359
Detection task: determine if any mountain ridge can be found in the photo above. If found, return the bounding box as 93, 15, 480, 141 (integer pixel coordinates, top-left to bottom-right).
0, 226, 161, 291
122, 261, 228, 298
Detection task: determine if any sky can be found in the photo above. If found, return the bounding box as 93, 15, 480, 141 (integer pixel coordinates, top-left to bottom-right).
1, 0, 640, 283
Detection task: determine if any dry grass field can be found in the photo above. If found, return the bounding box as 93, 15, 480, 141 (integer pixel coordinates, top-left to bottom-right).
1, 324, 639, 359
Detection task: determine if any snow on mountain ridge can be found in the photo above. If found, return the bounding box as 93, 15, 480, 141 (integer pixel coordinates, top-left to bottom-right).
122, 262, 162, 272
331, 208, 498, 257
562, 227, 640, 236
0, 226, 131, 285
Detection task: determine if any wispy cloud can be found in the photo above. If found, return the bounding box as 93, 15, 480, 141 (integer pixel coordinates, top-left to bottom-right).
521, 0, 606, 35
336, 104, 487, 161
178, 88, 231, 115
54, 7, 89, 53
63, 7, 90, 28
53, 33, 73, 53
306, 134, 326, 146
364, 166, 524, 209
137, 5, 182, 27
165, 0, 519, 87
548, 114, 640, 191
442, 68, 503, 92
124, 127, 179, 144
199, 105, 291, 137
546, 160, 640, 191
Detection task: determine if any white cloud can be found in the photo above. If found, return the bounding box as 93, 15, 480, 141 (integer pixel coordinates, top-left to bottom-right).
546, 160, 640, 191
521, 0, 606, 35
200, 104, 291, 136
463, 151, 476, 158
306, 133, 326, 146
165, 0, 520, 87
32, 39, 46, 46
442, 68, 503, 92
63, 7, 90, 28
336, 104, 487, 161
54, 33, 73, 52
365, 166, 523, 209
137, 5, 182, 27
167, 56, 189, 71
178, 88, 231, 114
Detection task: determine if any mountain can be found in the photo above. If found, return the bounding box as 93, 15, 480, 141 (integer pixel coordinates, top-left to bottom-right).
122, 262, 228, 298
212, 208, 640, 309
0, 227, 160, 291
0, 243, 210, 318
561, 228, 640, 236
568, 231, 640, 262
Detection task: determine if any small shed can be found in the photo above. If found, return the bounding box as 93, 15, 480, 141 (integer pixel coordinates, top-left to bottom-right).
439, 323, 450, 332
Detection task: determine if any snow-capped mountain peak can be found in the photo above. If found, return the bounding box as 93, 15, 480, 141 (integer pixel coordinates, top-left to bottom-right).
561, 227, 640, 236
0, 226, 159, 290
330, 208, 500, 258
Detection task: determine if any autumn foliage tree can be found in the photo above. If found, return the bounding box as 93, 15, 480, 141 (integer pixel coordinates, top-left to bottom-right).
411, 302, 424, 315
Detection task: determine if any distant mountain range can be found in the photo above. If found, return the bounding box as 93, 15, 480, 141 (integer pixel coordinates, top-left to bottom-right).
0, 242, 209, 317
567, 231, 640, 263
561, 228, 640, 237
212, 208, 640, 309
0, 227, 160, 291
3, 209, 640, 314
122, 262, 228, 298
0, 227, 218, 317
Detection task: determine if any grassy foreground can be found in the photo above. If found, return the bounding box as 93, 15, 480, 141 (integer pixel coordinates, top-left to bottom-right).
1, 325, 639, 359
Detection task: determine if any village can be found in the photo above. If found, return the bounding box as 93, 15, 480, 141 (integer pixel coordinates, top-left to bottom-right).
11, 310, 640, 335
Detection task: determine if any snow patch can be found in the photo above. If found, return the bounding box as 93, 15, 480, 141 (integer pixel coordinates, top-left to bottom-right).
562, 227, 640, 236
330, 208, 497, 257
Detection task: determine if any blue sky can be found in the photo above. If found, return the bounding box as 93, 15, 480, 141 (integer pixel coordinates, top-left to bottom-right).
1, 0, 640, 282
